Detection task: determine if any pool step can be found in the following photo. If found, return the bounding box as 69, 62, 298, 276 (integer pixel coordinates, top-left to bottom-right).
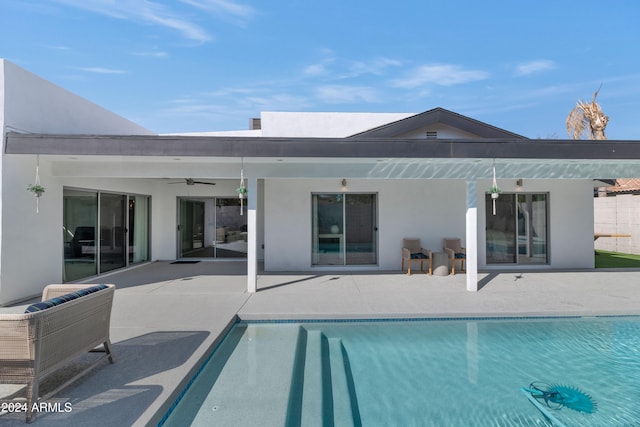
287, 328, 361, 427
300, 330, 329, 426
328, 337, 361, 427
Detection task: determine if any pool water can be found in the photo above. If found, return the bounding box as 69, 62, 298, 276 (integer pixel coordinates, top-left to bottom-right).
160, 317, 640, 426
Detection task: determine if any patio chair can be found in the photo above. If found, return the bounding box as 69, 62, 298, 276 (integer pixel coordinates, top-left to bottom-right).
401, 238, 432, 275
443, 238, 466, 275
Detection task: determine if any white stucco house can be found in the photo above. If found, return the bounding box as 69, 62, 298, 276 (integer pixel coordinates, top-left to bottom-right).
3, 59, 640, 305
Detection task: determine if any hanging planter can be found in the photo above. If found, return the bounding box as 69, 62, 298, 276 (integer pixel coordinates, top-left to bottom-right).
28, 156, 45, 213
488, 160, 500, 215
488, 184, 501, 199
236, 183, 247, 199
236, 158, 247, 215
27, 183, 45, 197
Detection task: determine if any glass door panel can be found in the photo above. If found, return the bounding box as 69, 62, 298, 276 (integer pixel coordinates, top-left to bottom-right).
312, 194, 345, 265
129, 195, 150, 264
517, 194, 548, 264
99, 193, 126, 273
179, 199, 207, 258
485, 193, 516, 264
214, 198, 248, 258
63, 189, 98, 282
345, 194, 377, 265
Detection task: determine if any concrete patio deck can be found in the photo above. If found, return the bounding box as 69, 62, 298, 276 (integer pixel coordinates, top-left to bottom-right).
2, 261, 640, 426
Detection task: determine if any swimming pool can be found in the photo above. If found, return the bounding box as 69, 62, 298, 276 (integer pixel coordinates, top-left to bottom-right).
160, 316, 640, 426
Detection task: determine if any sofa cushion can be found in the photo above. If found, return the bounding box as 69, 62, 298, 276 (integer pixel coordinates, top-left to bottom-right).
24, 284, 108, 313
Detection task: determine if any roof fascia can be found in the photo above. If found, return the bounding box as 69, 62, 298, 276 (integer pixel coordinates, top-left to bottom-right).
6, 132, 640, 160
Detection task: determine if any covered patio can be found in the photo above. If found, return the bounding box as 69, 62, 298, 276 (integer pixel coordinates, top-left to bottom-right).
7, 132, 640, 300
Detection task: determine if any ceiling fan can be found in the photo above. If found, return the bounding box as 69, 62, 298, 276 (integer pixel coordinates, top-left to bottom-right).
167, 178, 216, 186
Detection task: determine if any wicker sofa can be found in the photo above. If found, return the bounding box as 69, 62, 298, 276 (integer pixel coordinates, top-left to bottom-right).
0, 284, 115, 423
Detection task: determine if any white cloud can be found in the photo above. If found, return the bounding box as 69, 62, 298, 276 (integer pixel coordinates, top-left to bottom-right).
346, 57, 402, 77
392, 64, 489, 88
166, 88, 311, 119
515, 60, 556, 76
131, 50, 169, 58
179, 0, 256, 21
77, 67, 127, 74
316, 85, 379, 104
303, 55, 402, 81
52, 0, 214, 42
304, 64, 328, 76
44, 45, 71, 50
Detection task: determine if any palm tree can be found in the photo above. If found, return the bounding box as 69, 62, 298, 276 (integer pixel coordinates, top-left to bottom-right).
566, 86, 609, 140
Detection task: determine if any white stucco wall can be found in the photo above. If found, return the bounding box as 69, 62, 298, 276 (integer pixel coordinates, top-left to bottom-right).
264, 178, 595, 272
260, 112, 414, 137
1, 60, 153, 135
546, 180, 595, 268
264, 178, 467, 271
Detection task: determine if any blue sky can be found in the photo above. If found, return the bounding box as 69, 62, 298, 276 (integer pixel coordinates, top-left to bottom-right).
2, 1, 640, 138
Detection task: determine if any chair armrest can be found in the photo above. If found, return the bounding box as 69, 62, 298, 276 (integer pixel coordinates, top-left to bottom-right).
421, 248, 432, 258
444, 248, 454, 258
402, 247, 411, 258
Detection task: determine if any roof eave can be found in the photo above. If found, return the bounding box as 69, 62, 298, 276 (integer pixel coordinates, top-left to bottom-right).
5, 133, 640, 160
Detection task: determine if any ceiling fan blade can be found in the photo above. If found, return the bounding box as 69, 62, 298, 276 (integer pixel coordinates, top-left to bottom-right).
164, 178, 215, 186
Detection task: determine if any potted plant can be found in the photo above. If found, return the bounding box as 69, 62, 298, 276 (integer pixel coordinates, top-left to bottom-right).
236, 185, 247, 199
488, 184, 501, 199
27, 183, 45, 197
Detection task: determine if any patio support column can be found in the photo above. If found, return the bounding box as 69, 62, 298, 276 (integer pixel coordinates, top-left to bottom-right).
247, 176, 258, 293
466, 180, 479, 291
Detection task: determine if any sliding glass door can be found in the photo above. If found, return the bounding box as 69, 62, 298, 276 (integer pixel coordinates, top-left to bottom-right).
312, 193, 377, 266
177, 197, 248, 259
63, 189, 150, 282
486, 193, 548, 264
